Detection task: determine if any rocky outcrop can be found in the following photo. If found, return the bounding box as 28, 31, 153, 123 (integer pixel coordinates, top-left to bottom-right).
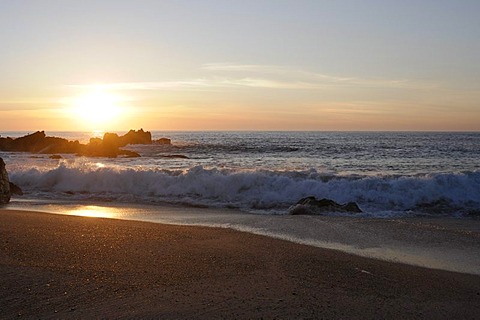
154, 138, 172, 145
82, 137, 119, 158
0, 131, 82, 154
0, 158, 11, 204
9, 182, 23, 196
289, 196, 362, 215
0, 129, 153, 158
119, 129, 152, 146
102, 129, 152, 149
81, 137, 141, 158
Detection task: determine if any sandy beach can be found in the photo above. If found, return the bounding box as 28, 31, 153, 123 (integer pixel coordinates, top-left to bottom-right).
1, 209, 479, 319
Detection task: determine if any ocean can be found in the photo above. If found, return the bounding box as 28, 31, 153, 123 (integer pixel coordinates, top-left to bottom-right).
2, 131, 479, 218
2, 131, 480, 274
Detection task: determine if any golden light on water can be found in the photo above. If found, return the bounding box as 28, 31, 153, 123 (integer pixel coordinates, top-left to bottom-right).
66, 205, 116, 218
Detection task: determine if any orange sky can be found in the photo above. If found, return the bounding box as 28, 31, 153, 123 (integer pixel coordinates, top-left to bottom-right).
1, 1, 479, 132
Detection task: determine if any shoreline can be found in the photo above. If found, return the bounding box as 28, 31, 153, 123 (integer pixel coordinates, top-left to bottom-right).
1, 209, 480, 318
6, 200, 480, 276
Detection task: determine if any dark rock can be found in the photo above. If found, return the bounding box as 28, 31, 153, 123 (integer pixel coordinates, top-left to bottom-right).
155, 138, 172, 145
9, 182, 23, 196
102, 133, 122, 148
5, 131, 46, 152
0, 158, 11, 204
101, 129, 152, 148
0, 131, 82, 154
0, 137, 14, 150
0, 129, 158, 158
81, 137, 118, 158
78, 130, 152, 157
119, 129, 152, 146
49, 155, 63, 159
160, 154, 189, 159
414, 199, 480, 217
289, 196, 362, 215
413, 199, 453, 214
467, 210, 480, 217
118, 150, 141, 158
39, 137, 82, 154
79, 138, 142, 158
343, 202, 362, 213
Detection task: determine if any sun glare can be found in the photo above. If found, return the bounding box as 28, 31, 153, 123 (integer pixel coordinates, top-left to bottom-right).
70, 89, 125, 129
66, 205, 116, 218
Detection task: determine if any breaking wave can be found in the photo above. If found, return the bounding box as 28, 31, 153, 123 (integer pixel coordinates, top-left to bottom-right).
9, 163, 480, 217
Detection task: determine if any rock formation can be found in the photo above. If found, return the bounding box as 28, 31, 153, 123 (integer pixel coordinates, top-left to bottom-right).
102, 129, 152, 149
289, 196, 362, 215
9, 182, 23, 196
0, 131, 82, 154
154, 138, 172, 145
0, 157, 11, 204
119, 129, 152, 146
0, 129, 156, 158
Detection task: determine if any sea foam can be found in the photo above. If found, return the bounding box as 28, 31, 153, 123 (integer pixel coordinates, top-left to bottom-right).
9, 162, 480, 217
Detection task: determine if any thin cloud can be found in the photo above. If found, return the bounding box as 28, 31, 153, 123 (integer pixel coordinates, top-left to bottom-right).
68, 78, 322, 91
67, 63, 435, 92
0, 99, 63, 111
67, 80, 215, 91
202, 63, 429, 89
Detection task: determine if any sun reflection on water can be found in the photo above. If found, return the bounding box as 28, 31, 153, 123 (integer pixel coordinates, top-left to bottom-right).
66, 205, 117, 218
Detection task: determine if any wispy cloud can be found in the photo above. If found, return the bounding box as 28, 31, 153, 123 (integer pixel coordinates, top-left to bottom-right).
66, 78, 312, 91
67, 63, 434, 92
0, 99, 63, 111
201, 63, 429, 89
67, 80, 215, 91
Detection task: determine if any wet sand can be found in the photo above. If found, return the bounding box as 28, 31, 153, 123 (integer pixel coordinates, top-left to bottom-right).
1, 209, 479, 319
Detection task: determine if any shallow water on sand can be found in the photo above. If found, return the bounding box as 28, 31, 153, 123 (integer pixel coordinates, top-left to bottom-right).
7, 199, 480, 276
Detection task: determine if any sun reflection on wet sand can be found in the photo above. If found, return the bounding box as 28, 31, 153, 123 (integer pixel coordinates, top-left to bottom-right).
65, 205, 118, 218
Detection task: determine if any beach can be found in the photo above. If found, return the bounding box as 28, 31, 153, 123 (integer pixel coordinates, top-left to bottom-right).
2, 0, 480, 317
1, 209, 479, 319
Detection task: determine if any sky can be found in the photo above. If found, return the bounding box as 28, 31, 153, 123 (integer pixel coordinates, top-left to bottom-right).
0, 0, 479, 131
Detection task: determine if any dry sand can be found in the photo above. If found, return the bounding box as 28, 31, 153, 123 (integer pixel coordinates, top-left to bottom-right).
1, 209, 479, 319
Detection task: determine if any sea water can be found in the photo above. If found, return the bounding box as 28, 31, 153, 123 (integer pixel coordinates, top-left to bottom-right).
2, 131, 480, 274
2, 131, 479, 217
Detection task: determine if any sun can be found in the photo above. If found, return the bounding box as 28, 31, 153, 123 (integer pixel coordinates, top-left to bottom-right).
70, 89, 125, 130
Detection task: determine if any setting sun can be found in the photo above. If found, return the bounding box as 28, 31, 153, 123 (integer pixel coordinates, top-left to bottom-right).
70, 89, 126, 129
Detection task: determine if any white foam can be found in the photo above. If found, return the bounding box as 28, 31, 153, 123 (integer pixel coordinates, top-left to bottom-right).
9, 162, 480, 216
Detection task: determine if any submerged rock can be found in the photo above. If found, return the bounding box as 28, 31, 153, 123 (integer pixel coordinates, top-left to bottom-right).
160, 154, 189, 159
119, 150, 141, 158
413, 199, 480, 217
289, 196, 362, 215
0, 158, 11, 204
